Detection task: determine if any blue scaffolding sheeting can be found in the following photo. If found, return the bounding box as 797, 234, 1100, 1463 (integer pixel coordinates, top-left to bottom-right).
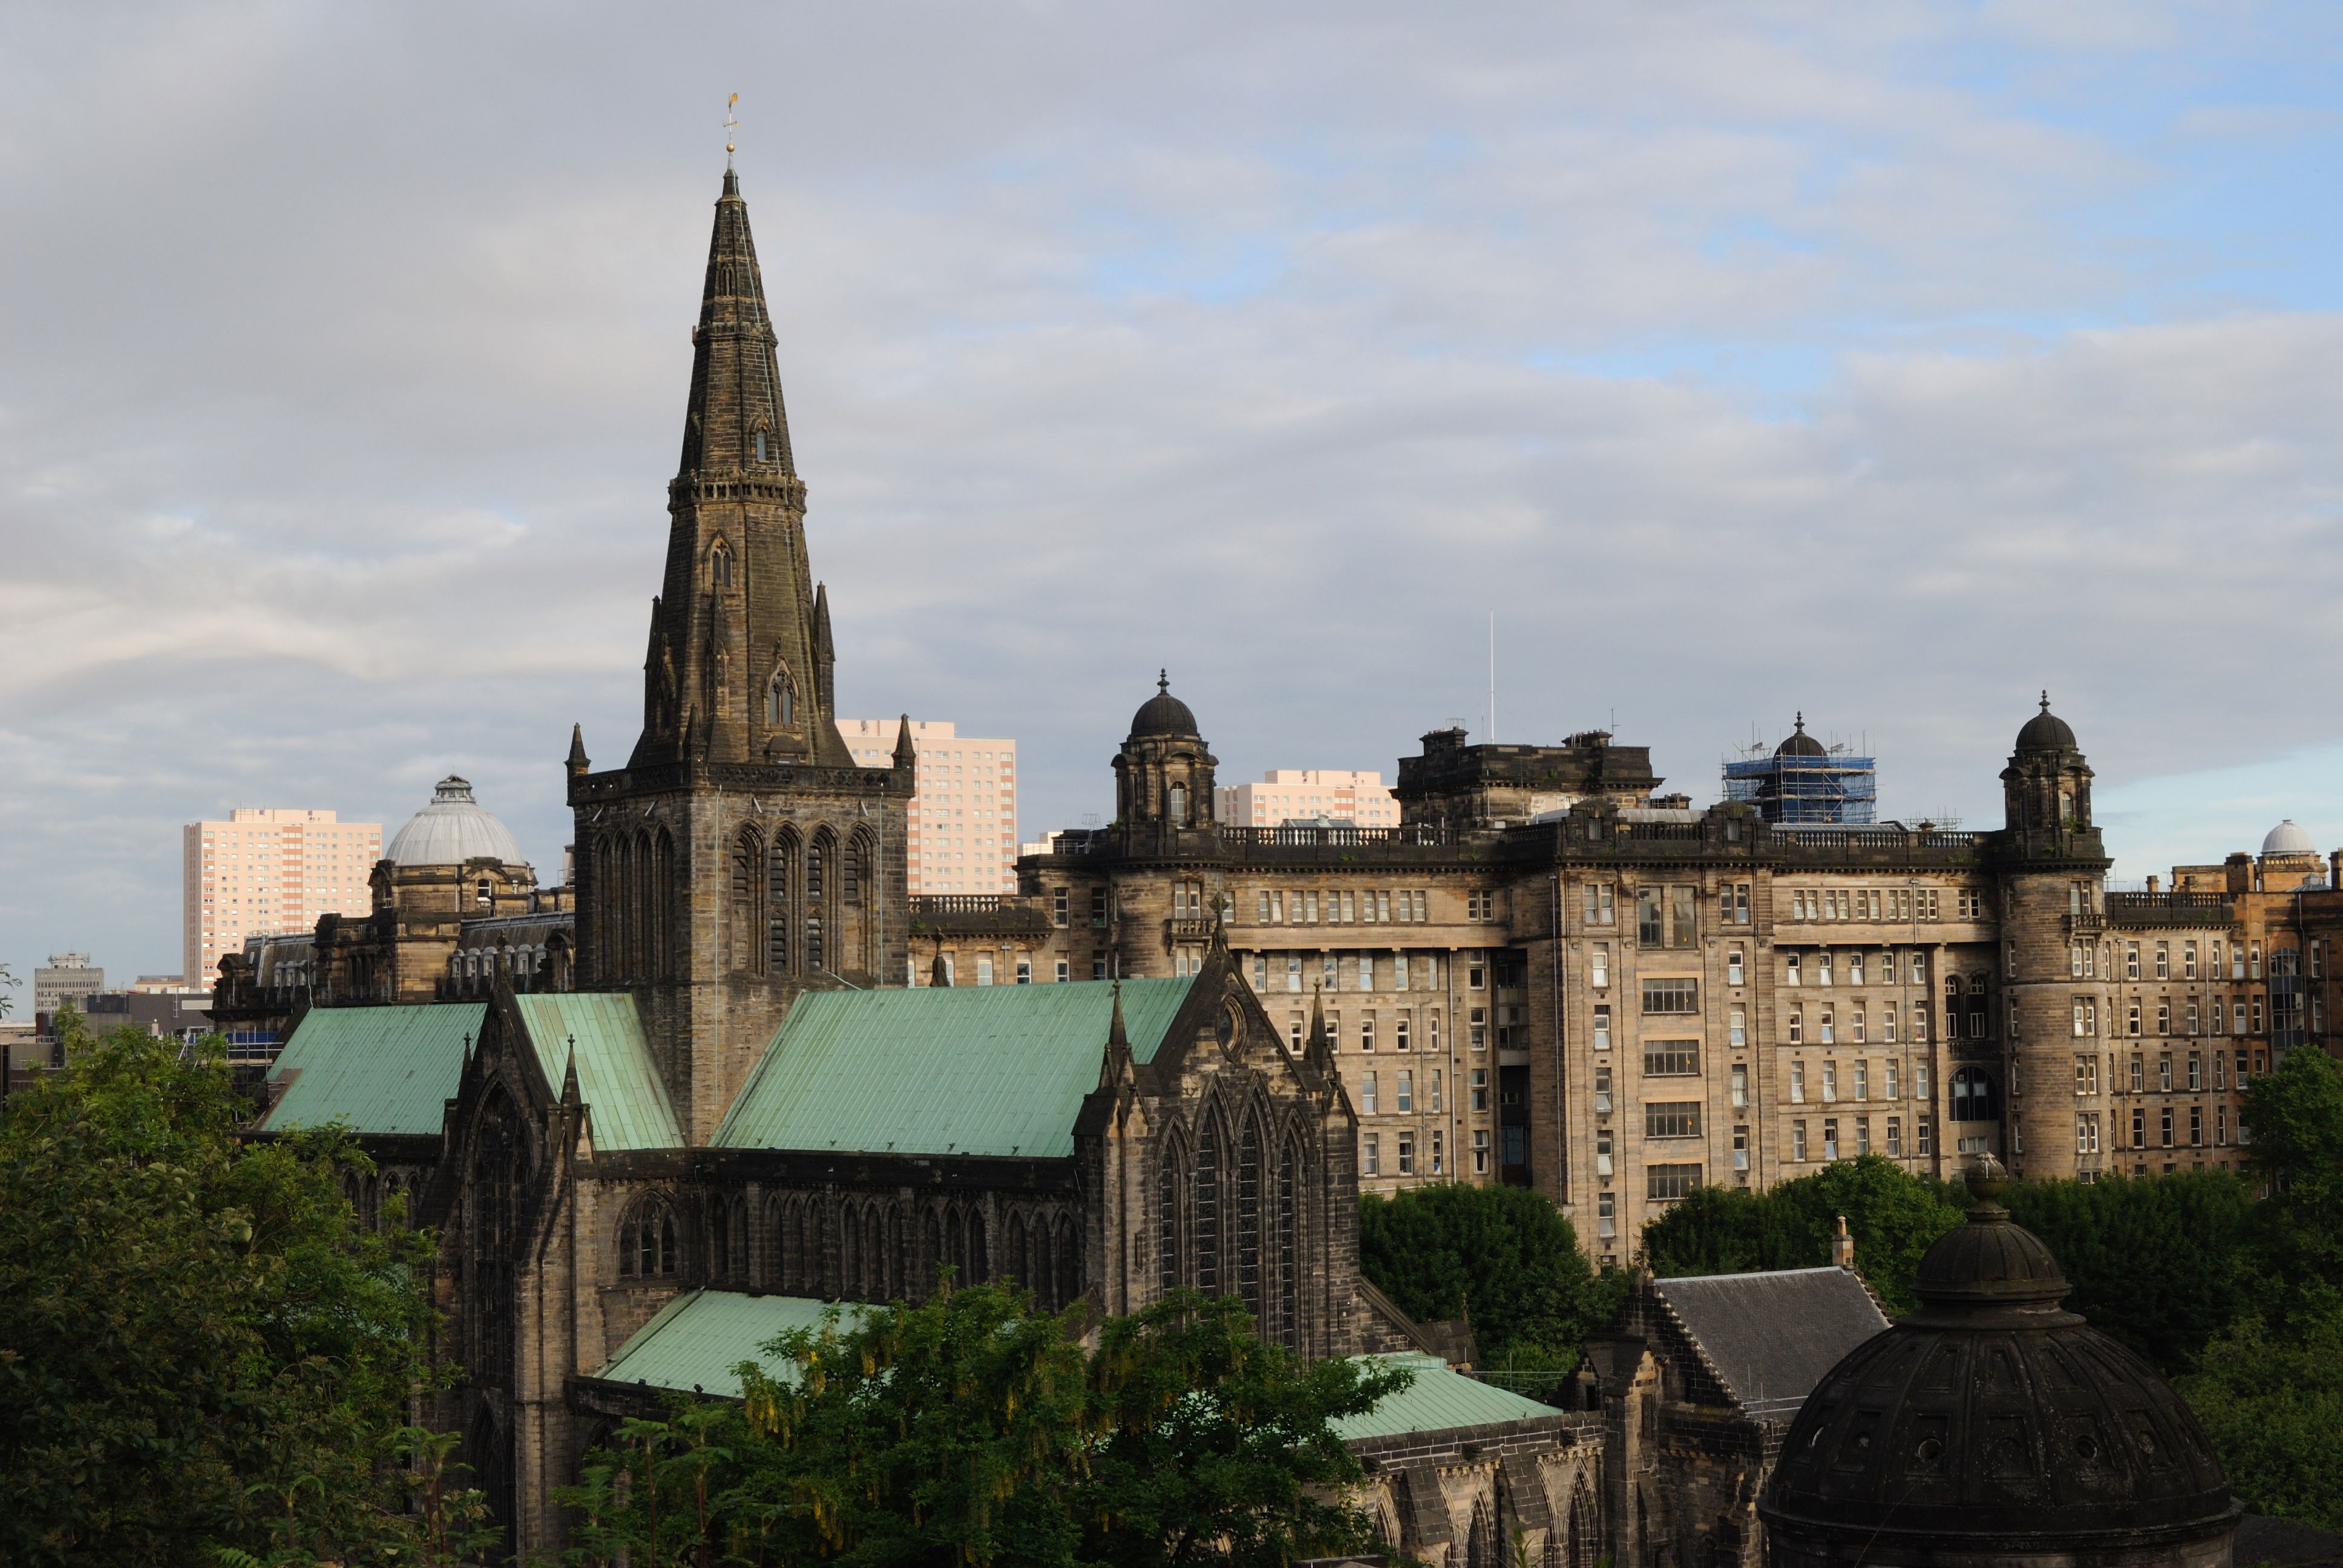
1723, 751, 1878, 825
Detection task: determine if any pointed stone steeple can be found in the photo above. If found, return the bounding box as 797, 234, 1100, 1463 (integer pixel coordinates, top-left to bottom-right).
566, 724, 591, 777
627, 166, 849, 770
892, 714, 917, 770
813, 582, 836, 715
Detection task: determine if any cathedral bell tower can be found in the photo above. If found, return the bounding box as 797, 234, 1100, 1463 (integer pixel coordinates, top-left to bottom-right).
567, 166, 911, 1143
1113, 673, 1218, 831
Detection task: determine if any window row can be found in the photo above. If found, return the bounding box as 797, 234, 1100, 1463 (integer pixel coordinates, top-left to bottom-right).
1361, 1128, 1447, 1178
2102, 1102, 2246, 1152
1782, 950, 1944, 987
1788, 1057, 1933, 1104
2076, 939, 2295, 983
2070, 994, 2281, 1037
1791, 1114, 1931, 1161
2077, 1047, 2266, 1093
1251, 888, 1432, 926
1259, 951, 1446, 993
1351, 1067, 1446, 1115
1786, 887, 1965, 922
1582, 881, 1754, 935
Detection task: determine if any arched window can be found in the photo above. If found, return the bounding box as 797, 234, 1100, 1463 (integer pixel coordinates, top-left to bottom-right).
730, 828, 765, 973
1194, 1119, 1222, 1292
1949, 1065, 1999, 1123
1237, 1116, 1263, 1323
753, 429, 769, 463
768, 831, 796, 972
1006, 1212, 1029, 1292
1273, 1135, 1302, 1350
1158, 1143, 1186, 1296
1053, 1214, 1080, 1311
1168, 782, 1188, 825
618, 1200, 678, 1278
765, 670, 793, 727
806, 830, 831, 974
710, 538, 734, 586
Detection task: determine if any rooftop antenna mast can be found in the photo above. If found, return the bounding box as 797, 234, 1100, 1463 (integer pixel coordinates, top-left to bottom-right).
723, 93, 739, 171
1487, 610, 1497, 744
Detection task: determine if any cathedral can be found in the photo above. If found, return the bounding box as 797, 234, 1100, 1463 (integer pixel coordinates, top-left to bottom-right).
240, 163, 2253, 1568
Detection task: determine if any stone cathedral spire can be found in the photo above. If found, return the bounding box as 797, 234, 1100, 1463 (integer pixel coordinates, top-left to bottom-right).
629, 166, 849, 771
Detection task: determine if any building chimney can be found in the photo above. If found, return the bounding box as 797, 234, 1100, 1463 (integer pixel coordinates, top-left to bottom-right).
2146, 875, 2159, 894
1831, 1214, 1856, 1270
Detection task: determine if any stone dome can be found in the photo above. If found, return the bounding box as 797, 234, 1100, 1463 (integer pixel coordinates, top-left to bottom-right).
1129, 671, 1199, 739
1776, 714, 1827, 759
386, 777, 526, 867
2262, 819, 2316, 857
2015, 692, 2077, 753
1761, 1158, 2236, 1553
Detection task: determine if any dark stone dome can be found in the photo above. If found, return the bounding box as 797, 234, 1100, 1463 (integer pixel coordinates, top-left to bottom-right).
1760, 1158, 2235, 1553
1129, 671, 1199, 738
1776, 714, 1827, 758
2016, 692, 2077, 753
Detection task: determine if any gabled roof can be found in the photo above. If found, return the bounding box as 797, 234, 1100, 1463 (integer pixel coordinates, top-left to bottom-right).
1653, 1267, 1889, 1420
512, 993, 681, 1152
713, 978, 1196, 1159
258, 1002, 484, 1136
593, 1289, 864, 1395
1331, 1352, 1565, 1442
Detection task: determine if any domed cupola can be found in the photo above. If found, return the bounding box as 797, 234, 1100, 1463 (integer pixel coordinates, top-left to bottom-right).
387, 776, 526, 867
1997, 693, 2100, 852
1760, 1157, 2238, 1568
1112, 672, 1217, 829
1775, 713, 1828, 759
2261, 819, 2317, 858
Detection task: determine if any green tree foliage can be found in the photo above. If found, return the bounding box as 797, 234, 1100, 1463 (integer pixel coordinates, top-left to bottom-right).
1357, 1181, 1617, 1367
555, 1283, 1404, 1567
2241, 1042, 2343, 1315
1640, 1154, 1965, 1313
0, 1014, 454, 1567
2178, 1302, 2343, 1531
1999, 1169, 2257, 1374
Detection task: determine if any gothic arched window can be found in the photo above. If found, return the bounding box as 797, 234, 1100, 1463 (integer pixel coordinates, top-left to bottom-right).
765, 670, 794, 727
618, 1200, 678, 1278
710, 538, 734, 586
1950, 1065, 1999, 1123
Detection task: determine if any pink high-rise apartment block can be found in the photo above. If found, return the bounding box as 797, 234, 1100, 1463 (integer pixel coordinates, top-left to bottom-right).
836, 719, 1018, 895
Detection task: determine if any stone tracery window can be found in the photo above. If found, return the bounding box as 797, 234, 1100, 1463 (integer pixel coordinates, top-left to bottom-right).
618, 1199, 679, 1279
710, 538, 733, 586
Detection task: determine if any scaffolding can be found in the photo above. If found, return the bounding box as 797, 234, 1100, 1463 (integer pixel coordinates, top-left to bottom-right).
1723, 731, 1878, 825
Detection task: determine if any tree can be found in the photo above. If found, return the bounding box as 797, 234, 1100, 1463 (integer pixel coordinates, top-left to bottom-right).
2178, 1302, 2343, 1531
0, 1014, 448, 1566
1357, 1182, 1617, 1368
2000, 1169, 2258, 1374
2242, 1042, 2343, 1318
557, 1283, 1404, 1567
1641, 1155, 1965, 1313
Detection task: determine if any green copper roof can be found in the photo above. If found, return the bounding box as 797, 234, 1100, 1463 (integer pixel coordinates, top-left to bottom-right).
713, 978, 1197, 1159
513, 993, 682, 1152
594, 1289, 863, 1396
1330, 1353, 1565, 1442
260, 1002, 485, 1137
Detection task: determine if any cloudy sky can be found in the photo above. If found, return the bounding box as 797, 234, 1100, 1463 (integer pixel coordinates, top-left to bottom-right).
7, 1, 2343, 989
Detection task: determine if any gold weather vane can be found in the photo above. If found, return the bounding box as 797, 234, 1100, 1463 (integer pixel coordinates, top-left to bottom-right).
724, 93, 740, 169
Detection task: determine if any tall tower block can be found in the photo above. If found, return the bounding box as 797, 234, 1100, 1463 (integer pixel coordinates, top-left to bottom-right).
568, 168, 911, 1142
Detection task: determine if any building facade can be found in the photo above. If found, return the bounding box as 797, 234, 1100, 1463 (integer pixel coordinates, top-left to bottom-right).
184, 808, 381, 984
834, 718, 1019, 896
1012, 694, 2272, 1253
32, 952, 103, 1019
1216, 767, 1401, 828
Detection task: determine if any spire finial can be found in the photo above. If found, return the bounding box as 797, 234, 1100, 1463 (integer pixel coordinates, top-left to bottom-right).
723, 93, 739, 171
2040, 690, 2052, 713
1794, 711, 1805, 732
1158, 668, 1169, 695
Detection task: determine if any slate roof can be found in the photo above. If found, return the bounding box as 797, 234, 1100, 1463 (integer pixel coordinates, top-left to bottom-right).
258, 1002, 484, 1136
713, 978, 1196, 1159
592, 1289, 865, 1394
1653, 1267, 1889, 1420
512, 993, 681, 1151
1331, 1352, 1565, 1442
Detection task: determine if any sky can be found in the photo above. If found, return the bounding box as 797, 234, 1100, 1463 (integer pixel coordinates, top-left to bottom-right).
7, 1, 2343, 989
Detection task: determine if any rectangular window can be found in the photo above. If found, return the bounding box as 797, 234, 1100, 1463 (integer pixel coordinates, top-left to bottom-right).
1594, 1065, 1613, 1115
2131, 1053, 2145, 1092
1598, 1191, 1616, 1240
1852, 1007, 1867, 1045
1015, 959, 1032, 984
1470, 1068, 1489, 1111
2155, 944, 2171, 980
1729, 1007, 1746, 1048
2189, 1051, 2202, 1091
2126, 943, 2141, 981
1286, 955, 1302, 993
2190, 1105, 2203, 1146
1394, 954, 1410, 991
2160, 1053, 2174, 1092
1360, 1018, 1376, 1053
2078, 1112, 2100, 1154
1853, 1060, 1869, 1099
1340, 892, 1355, 923
1789, 1008, 1804, 1045
1360, 1071, 1377, 1115
1856, 1116, 1872, 1154
1355, 954, 1374, 990
1821, 1060, 1837, 1099
1786, 952, 1802, 987
1470, 1007, 1487, 1051
2074, 1054, 2097, 1094
1052, 888, 1069, 927
1591, 944, 1610, 988
2128, 1002, 2143, 1037
1671, 885, 1696, 948
1396, 1071, 1412, 1113
1472, 1128, 1490, 1173
1887, 1116, 1903, 1157
2253, 997, 2265, 1033
2186, 1000, 2200, 1035
2184, 941, 2198, 980
1429, 1068, 1443, 1112
1591, 1005, 1612, 1051
1731, 1064, 1748, 1108
1791, 1059, 1806, 1102
2157, 1001, 2171, 1036
2132, 1107, 2146, 1148
1585, 882, 1616, 926
1638, 886, 1664, 948
1917, 1117, 1933, 1157
1643, 1040, 1700, 1076
2161, 1106, 2174, 1148
1395, 1013, 1412, 1052
1647, 1164, 1702, 1201
1397, 1133, 1414, 1174
1794, 1119, 1809, 1161
1733, 1125, 1750, 1172
1091, 887, 1109, 928
1092, 959, 1107, 981
1645, 1101, 1702, 1138
976, 957, 995, 986
1822, 1117, 1840, 1160
1363, 1134, 1380, 1177
1055, 959, 1070, 982
1884, 1061, 1899, 1099
1643, 978, 1699, 1014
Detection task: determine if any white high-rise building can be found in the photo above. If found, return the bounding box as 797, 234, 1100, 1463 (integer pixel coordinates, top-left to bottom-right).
1216, 769, 1400, 828
184, 808, 383, 985
836, 719, 1018, 894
